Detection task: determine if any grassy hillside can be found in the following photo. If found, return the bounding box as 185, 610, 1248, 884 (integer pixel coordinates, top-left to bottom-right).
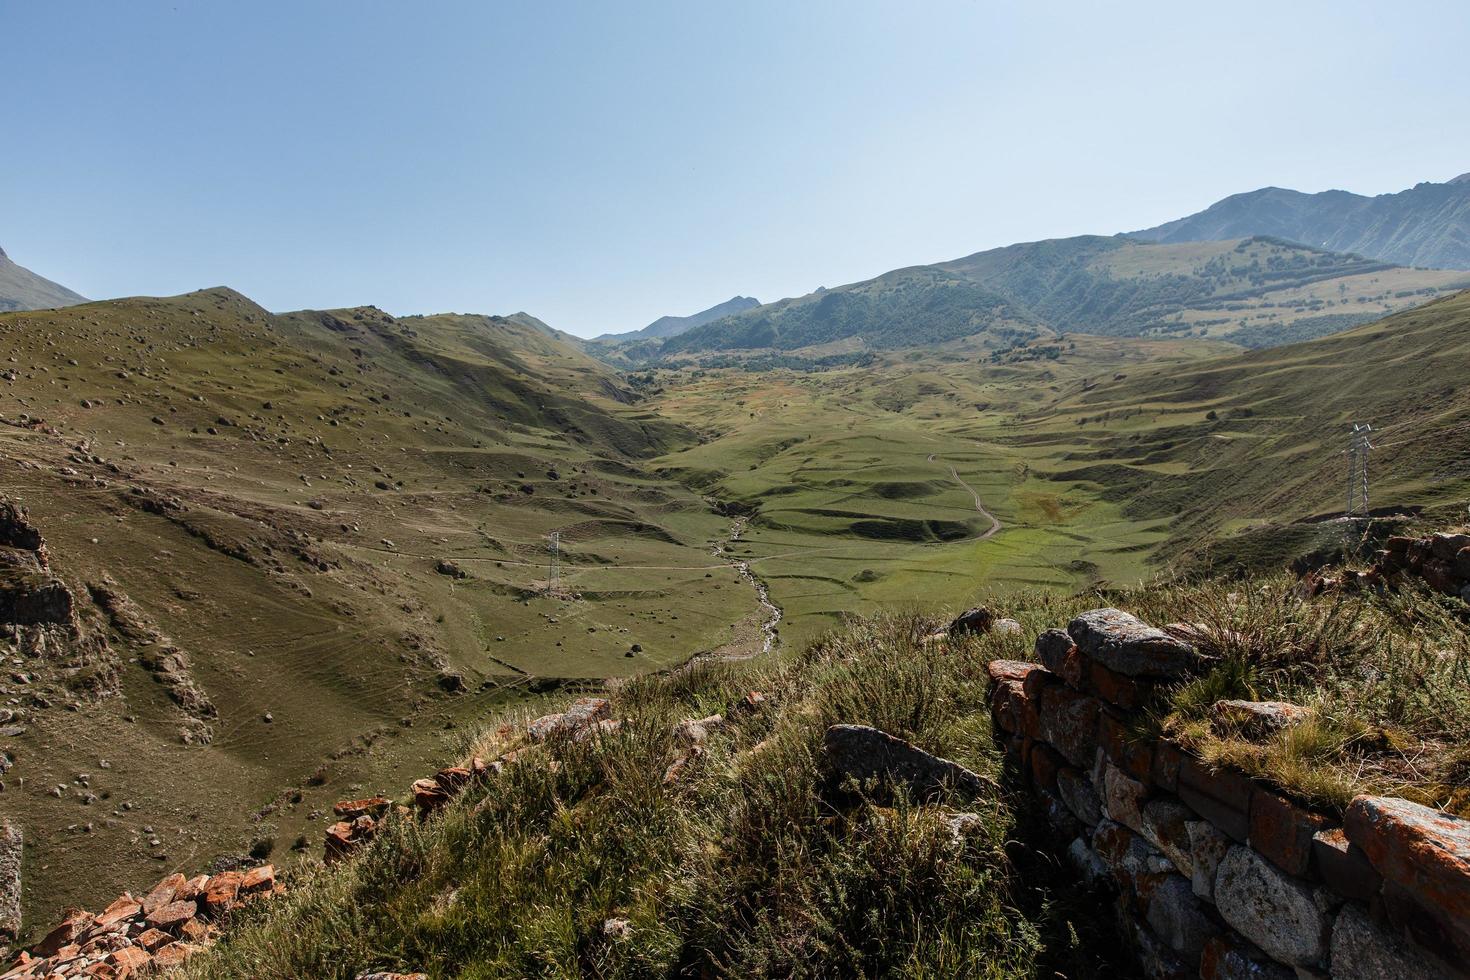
179, 567, 1469, 978
0, 245, 87, 312
1133, 172, 1470, 271
1006, 289, 1470, 567
652, 235, 1469, 358
0, 289, 766, 927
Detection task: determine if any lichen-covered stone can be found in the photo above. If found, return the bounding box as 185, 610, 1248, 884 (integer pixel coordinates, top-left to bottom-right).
1141, 798, 1195, 878
1330, 902, 1457, 980
1198, 934, 1294, 980
1067, 608, 1205, 679
1057, 767, 1102, 827
1343, 795, 1470, 929
1037, 684, 1100, 768
1145, 872, 1217, 960
1213, 845, 1329, 966
1102, 762, 1149, 835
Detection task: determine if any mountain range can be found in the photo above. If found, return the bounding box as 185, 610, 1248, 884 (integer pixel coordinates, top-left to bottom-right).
1131, 172, 1470, 270
651, 234, 1468, 358
0, 245, 86, 312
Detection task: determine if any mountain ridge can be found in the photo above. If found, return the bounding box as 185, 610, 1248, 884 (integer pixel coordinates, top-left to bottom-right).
650, 234, 1469, 358
1131, 173, 1470, 270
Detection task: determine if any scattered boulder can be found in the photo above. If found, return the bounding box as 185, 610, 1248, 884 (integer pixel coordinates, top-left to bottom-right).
947, 606, 994, 635
434, 559, 467, 579
527, 697, 611, 742
823, 724, 994, 801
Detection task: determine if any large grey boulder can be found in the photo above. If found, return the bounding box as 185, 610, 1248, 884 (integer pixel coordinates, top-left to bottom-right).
1145, 872, 1217, 960
1213, 845, 1330, 966
823, 724, 992, 800
1067, 608, 1205, 678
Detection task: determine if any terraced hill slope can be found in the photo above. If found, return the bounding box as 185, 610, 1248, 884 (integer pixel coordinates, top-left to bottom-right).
0, 246, 86, 313
1133, 172, 1470, 270
652, 236, 1469, 358
0, 289, 765, 925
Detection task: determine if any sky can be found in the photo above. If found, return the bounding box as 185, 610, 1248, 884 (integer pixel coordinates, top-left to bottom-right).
6, 1, 1470, 337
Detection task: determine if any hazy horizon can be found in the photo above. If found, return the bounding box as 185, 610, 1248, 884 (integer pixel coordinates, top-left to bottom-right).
6, 0, 1469, 337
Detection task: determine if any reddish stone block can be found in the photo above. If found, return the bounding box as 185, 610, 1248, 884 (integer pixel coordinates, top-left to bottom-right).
141, 873, 186, 916
93, 896, 142, 931
434, 766, 473, 793
106, 946, 151, 972
200, 870, 243, 916
989, 679, 1027, 735
1311, 828, 1381, 902
34, 909, 93, 956
1038, 684, 1101, 769
152, 942, 197, 969
1344, 794, 1470, 956
1089, 659, 1153, 710
174, 875, 209, 903
986, 658, 1039, 684
1030, 741, 1066, 795
412, 777, 450, 814
1152, 740, 1184, 793
144, 900, 196, 932
240, 864, 275, 895
134, 927, 173, 952
332, 796, 391, 820
1022, 664, 1057, 702
1249, 789, 1330, 877
1098, 707, 1153, 783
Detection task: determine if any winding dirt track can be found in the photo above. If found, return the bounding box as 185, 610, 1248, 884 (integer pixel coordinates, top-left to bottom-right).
927, 453, 1003, 539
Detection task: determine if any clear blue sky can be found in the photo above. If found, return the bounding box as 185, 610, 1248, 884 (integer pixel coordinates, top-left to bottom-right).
6, 1, 1468, 337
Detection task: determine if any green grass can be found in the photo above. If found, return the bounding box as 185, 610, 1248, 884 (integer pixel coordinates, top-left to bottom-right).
180, 566, 1470, 977
183, 612, 1125, 980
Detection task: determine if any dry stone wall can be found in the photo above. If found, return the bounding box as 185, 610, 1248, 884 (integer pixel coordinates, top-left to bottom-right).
987, 607, 1470, 980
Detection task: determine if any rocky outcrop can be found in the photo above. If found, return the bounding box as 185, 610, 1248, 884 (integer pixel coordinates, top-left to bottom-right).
1, 863, 279, 978
0, 499, 72, 628
0, 823, 19, 949
986, 606, 1470, 980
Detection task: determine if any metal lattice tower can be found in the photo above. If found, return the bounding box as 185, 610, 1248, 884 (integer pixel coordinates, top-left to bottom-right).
547, 530, 561, 592
1346, 423, 1373, 520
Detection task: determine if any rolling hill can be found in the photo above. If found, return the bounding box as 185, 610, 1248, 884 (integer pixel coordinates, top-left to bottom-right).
0, 288, 769, 926
0, 245, 87, 312
594, 295, 761, 342
1132, 172, 1470, 270
653, 235, 1470, 357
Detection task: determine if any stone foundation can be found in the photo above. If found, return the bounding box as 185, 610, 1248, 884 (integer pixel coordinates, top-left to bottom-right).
987, 607, 1470, 980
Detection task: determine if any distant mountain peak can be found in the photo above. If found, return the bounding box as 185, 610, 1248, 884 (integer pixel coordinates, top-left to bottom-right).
595, 295, 761, 342
0, 245, 88, 312
1448, 172, 1470, 185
